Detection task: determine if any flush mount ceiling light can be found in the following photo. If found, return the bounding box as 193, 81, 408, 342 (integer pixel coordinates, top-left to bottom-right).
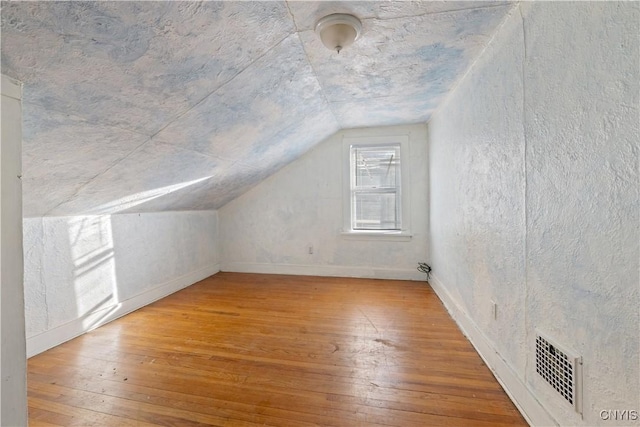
315, 13, 362, 54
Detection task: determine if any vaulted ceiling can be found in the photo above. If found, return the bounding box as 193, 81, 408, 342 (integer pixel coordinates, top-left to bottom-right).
1, 1, 514, 217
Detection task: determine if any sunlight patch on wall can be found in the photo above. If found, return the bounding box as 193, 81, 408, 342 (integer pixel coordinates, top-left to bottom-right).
67, 215, 117, 321
84, 176, 212, 215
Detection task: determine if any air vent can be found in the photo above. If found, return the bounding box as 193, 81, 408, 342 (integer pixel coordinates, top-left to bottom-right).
535, 334, 582, 414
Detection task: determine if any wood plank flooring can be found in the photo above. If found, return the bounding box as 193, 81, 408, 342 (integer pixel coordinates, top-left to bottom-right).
27, 272, 527, 426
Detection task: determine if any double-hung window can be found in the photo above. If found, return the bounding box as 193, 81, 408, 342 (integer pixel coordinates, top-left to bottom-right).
350, 144, 401, 230
342, 135, 411, 238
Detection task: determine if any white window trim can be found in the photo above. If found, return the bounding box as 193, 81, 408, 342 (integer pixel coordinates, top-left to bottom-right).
342, 135, 412, 240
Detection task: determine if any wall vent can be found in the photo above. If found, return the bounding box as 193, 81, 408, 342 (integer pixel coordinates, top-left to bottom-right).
535, 333, 582, 414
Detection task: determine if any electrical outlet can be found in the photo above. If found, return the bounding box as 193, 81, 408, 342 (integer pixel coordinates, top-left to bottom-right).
308, 245, 313, 255
491, 300, 497, 320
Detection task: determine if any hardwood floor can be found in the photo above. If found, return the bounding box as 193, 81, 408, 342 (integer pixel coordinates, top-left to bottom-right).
27, 273, 527, 426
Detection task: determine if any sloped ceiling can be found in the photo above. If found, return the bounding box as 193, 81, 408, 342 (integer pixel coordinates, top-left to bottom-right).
1, 1, 514, 217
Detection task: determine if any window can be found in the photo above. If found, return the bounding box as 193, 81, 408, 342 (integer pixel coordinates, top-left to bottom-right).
342, 135, 411, 239
350, 144, 401, 230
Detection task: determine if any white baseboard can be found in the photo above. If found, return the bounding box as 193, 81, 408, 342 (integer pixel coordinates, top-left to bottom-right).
221, 262, 426, 281
429, 274, 557, 427
26, 263, 220, 358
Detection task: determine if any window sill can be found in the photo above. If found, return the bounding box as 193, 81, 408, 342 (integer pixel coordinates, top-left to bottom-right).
340, 230, 413, 241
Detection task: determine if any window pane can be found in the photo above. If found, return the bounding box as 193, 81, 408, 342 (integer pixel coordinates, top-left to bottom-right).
353, 192, 399, 230
354, 146, 400, 189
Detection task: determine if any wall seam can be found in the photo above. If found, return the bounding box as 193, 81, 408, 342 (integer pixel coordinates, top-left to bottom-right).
425, 2, 521, 126
42, 137, 151, 216
283, 0, 300, 32
148, 34, 293, 141
518, 3, 531, 387
295, 36, 341, 129
283, 2, 340, 129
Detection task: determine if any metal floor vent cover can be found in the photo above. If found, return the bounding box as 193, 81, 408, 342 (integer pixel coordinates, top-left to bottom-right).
535, 334, 582, 414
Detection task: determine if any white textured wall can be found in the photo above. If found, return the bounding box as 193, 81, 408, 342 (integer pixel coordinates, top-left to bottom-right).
220, 124, 429, 280
23, 210, 219, 355
429, 3, 638, 426
430, 4, 527, 373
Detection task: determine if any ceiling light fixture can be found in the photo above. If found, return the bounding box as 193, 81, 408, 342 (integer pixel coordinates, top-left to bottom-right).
315, 13, 362, 54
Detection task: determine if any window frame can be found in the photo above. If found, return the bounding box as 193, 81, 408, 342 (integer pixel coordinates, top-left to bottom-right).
342, 135, 412, 240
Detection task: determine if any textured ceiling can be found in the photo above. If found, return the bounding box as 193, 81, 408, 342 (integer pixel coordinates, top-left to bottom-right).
1, 1, 514, 217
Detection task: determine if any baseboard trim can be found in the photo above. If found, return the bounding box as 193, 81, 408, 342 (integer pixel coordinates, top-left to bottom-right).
221, 262, 426, 281
26, 263, 220, 358
429, 274, 557, 427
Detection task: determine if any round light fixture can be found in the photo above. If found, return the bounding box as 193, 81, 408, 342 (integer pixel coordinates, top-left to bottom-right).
314, 13, 362, 54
